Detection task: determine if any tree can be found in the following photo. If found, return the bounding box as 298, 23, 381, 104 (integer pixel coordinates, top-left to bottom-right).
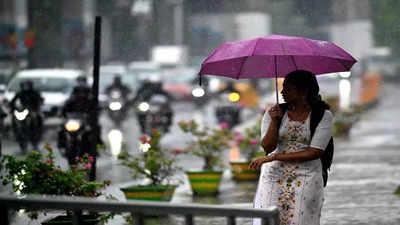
370, 0, 400, 57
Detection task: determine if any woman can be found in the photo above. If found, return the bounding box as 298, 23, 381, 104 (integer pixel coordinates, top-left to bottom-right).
250, 70, 334, 225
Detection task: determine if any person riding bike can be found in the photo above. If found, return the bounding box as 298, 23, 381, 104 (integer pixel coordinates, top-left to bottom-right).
58, 86, 102, 180
105, 75, 132, 98
9, 80, 44, 150
131, 78, 173, 133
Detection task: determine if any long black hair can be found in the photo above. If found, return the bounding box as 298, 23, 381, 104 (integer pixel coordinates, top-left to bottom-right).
284, 70, 330, 110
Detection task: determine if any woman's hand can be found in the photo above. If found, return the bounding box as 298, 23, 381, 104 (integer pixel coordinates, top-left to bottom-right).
249, 154, 276, 170
268, 105, 282, 121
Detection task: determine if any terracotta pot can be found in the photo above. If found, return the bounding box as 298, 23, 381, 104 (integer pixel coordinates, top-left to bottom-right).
120, 185, 177, 201
230, 161, 260, 181
186, 170, 223, 196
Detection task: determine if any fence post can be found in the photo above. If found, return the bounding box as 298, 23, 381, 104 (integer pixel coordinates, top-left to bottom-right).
132, 212, 144, 225
0, 206, 9, 225
72, 210, 82, 225
227, 216, 236, 225
185, 214, 194, 225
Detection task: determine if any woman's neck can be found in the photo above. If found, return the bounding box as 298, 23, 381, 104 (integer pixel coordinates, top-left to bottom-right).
288, 102, 310, 112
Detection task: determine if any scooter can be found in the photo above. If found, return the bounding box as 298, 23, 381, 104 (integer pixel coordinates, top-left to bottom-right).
135, 94, 173, 135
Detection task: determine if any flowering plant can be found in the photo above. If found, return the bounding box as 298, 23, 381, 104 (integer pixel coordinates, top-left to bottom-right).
178, 120, 233, 171
118, 129, 181, 186
0, 144, 110, 197
0, 144, 111, 220
233, 119, 262, 162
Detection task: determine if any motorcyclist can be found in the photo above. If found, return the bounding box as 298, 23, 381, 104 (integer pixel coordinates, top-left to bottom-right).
105, 75, 132, 98
10, 80, 44, 116
131, 77, 173, 133
58, 86, 102, 181
215, 81, 241, 127
9, 80, 44, 150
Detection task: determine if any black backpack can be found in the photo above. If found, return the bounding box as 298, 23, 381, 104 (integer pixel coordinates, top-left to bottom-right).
276, 103, 334, 187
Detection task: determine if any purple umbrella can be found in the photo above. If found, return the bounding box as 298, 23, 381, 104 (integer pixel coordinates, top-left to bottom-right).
199, 34, 357, 102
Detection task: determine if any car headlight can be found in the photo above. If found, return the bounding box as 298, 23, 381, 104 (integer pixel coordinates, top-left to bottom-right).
109, 101, 122, 111
14, 109, 29, 121
192, 87, 205, 97
65, 120, 81, 132
138, 102, 149, 112
229, 92, 240, 102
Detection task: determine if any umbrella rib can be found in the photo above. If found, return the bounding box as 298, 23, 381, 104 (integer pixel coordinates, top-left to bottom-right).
236, 39, 260, 79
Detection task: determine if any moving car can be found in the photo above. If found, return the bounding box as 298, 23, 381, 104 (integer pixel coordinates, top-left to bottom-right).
4, 68, 84, 118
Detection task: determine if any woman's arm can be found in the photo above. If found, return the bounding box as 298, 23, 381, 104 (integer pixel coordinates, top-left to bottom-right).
261, 119, 279, 154
261, 105, 282, 154
249, 147, 322, 169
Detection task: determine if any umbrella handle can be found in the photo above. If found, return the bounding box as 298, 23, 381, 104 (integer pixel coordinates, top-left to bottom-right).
275, 76, 279, 104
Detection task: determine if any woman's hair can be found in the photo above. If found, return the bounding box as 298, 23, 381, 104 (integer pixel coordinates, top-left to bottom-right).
284, 70, 330, 110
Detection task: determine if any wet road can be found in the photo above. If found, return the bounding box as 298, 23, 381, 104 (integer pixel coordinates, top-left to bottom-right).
3, 80, 400, 225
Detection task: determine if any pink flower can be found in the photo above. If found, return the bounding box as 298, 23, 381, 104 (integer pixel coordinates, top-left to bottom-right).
172, 149, 186, 155
238, 103, 246, 108
249, 138, 259, 145
75, 156, 80, 161
85, 163, 92, 169
235, 135, 245, 143
45, 159, 51, 164
89, 156, 94, 163
219, 122, 229, 129
140, 136, 148, 143
233, 131, 242, 136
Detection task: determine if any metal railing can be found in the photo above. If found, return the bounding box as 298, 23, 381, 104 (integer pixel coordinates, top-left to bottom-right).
0, 194, 280, 225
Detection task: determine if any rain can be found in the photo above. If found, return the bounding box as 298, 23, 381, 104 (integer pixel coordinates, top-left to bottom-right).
0, 1, 400, 225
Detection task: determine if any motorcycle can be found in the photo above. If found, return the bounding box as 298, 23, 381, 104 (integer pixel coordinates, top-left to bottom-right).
214, 91, 241, 128
11, 99, 42, 152
106, 88, 128, 126
135, 94, 173, 135
58, 112, 95, 166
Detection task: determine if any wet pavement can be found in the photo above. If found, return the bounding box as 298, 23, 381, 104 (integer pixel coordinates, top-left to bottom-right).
3, 81, 400, 225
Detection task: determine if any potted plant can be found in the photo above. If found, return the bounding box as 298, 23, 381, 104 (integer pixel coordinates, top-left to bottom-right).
177, 120, 233, 195
0, 144, 112, 224
118, 128, 181, 201
230, 120, 263, 181
333, 109, 361, 137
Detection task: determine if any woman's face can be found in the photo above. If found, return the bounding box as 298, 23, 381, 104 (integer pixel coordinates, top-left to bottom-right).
281, 81, 307, 104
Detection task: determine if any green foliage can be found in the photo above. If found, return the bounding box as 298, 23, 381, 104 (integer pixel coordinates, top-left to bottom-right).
233, 119, 262, 161
0, 144, 112, 221
370, 0, 400, 56
0, 144, 110, 197
178, 120, 233, 171
118, 129, 181, 186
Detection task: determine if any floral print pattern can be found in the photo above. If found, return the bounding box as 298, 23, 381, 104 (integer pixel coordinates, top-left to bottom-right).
253, 113, 325, 225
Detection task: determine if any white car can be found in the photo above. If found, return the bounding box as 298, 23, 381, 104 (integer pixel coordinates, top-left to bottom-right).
4, 68, 85, 118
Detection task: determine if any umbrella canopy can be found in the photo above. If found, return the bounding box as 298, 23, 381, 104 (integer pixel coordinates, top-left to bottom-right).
199, 34, 357, 79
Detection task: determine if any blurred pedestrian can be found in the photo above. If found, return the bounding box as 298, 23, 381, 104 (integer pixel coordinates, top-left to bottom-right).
249, 70, 334, 225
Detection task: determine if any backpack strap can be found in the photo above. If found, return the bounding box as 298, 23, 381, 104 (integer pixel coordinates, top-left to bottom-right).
310, 107, 334, 187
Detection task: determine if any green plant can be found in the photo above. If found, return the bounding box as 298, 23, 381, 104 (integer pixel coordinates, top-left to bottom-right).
118, 129, 181, 186
178, 120, 233, 171
233, 119, 262, 162
0, 144, 112, 220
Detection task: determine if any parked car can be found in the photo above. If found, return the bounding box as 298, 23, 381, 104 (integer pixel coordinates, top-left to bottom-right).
4, 68, 84, 118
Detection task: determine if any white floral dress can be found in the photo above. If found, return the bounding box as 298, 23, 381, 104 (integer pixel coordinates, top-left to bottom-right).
253, 107, 333, 225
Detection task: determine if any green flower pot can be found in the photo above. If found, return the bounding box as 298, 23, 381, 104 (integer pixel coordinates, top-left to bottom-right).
120, 185, 177, 201
186, 170, 223, 196
230, 161, 260, 181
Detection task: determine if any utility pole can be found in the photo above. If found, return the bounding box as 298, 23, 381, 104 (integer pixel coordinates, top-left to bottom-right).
89, 16, 101, 181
